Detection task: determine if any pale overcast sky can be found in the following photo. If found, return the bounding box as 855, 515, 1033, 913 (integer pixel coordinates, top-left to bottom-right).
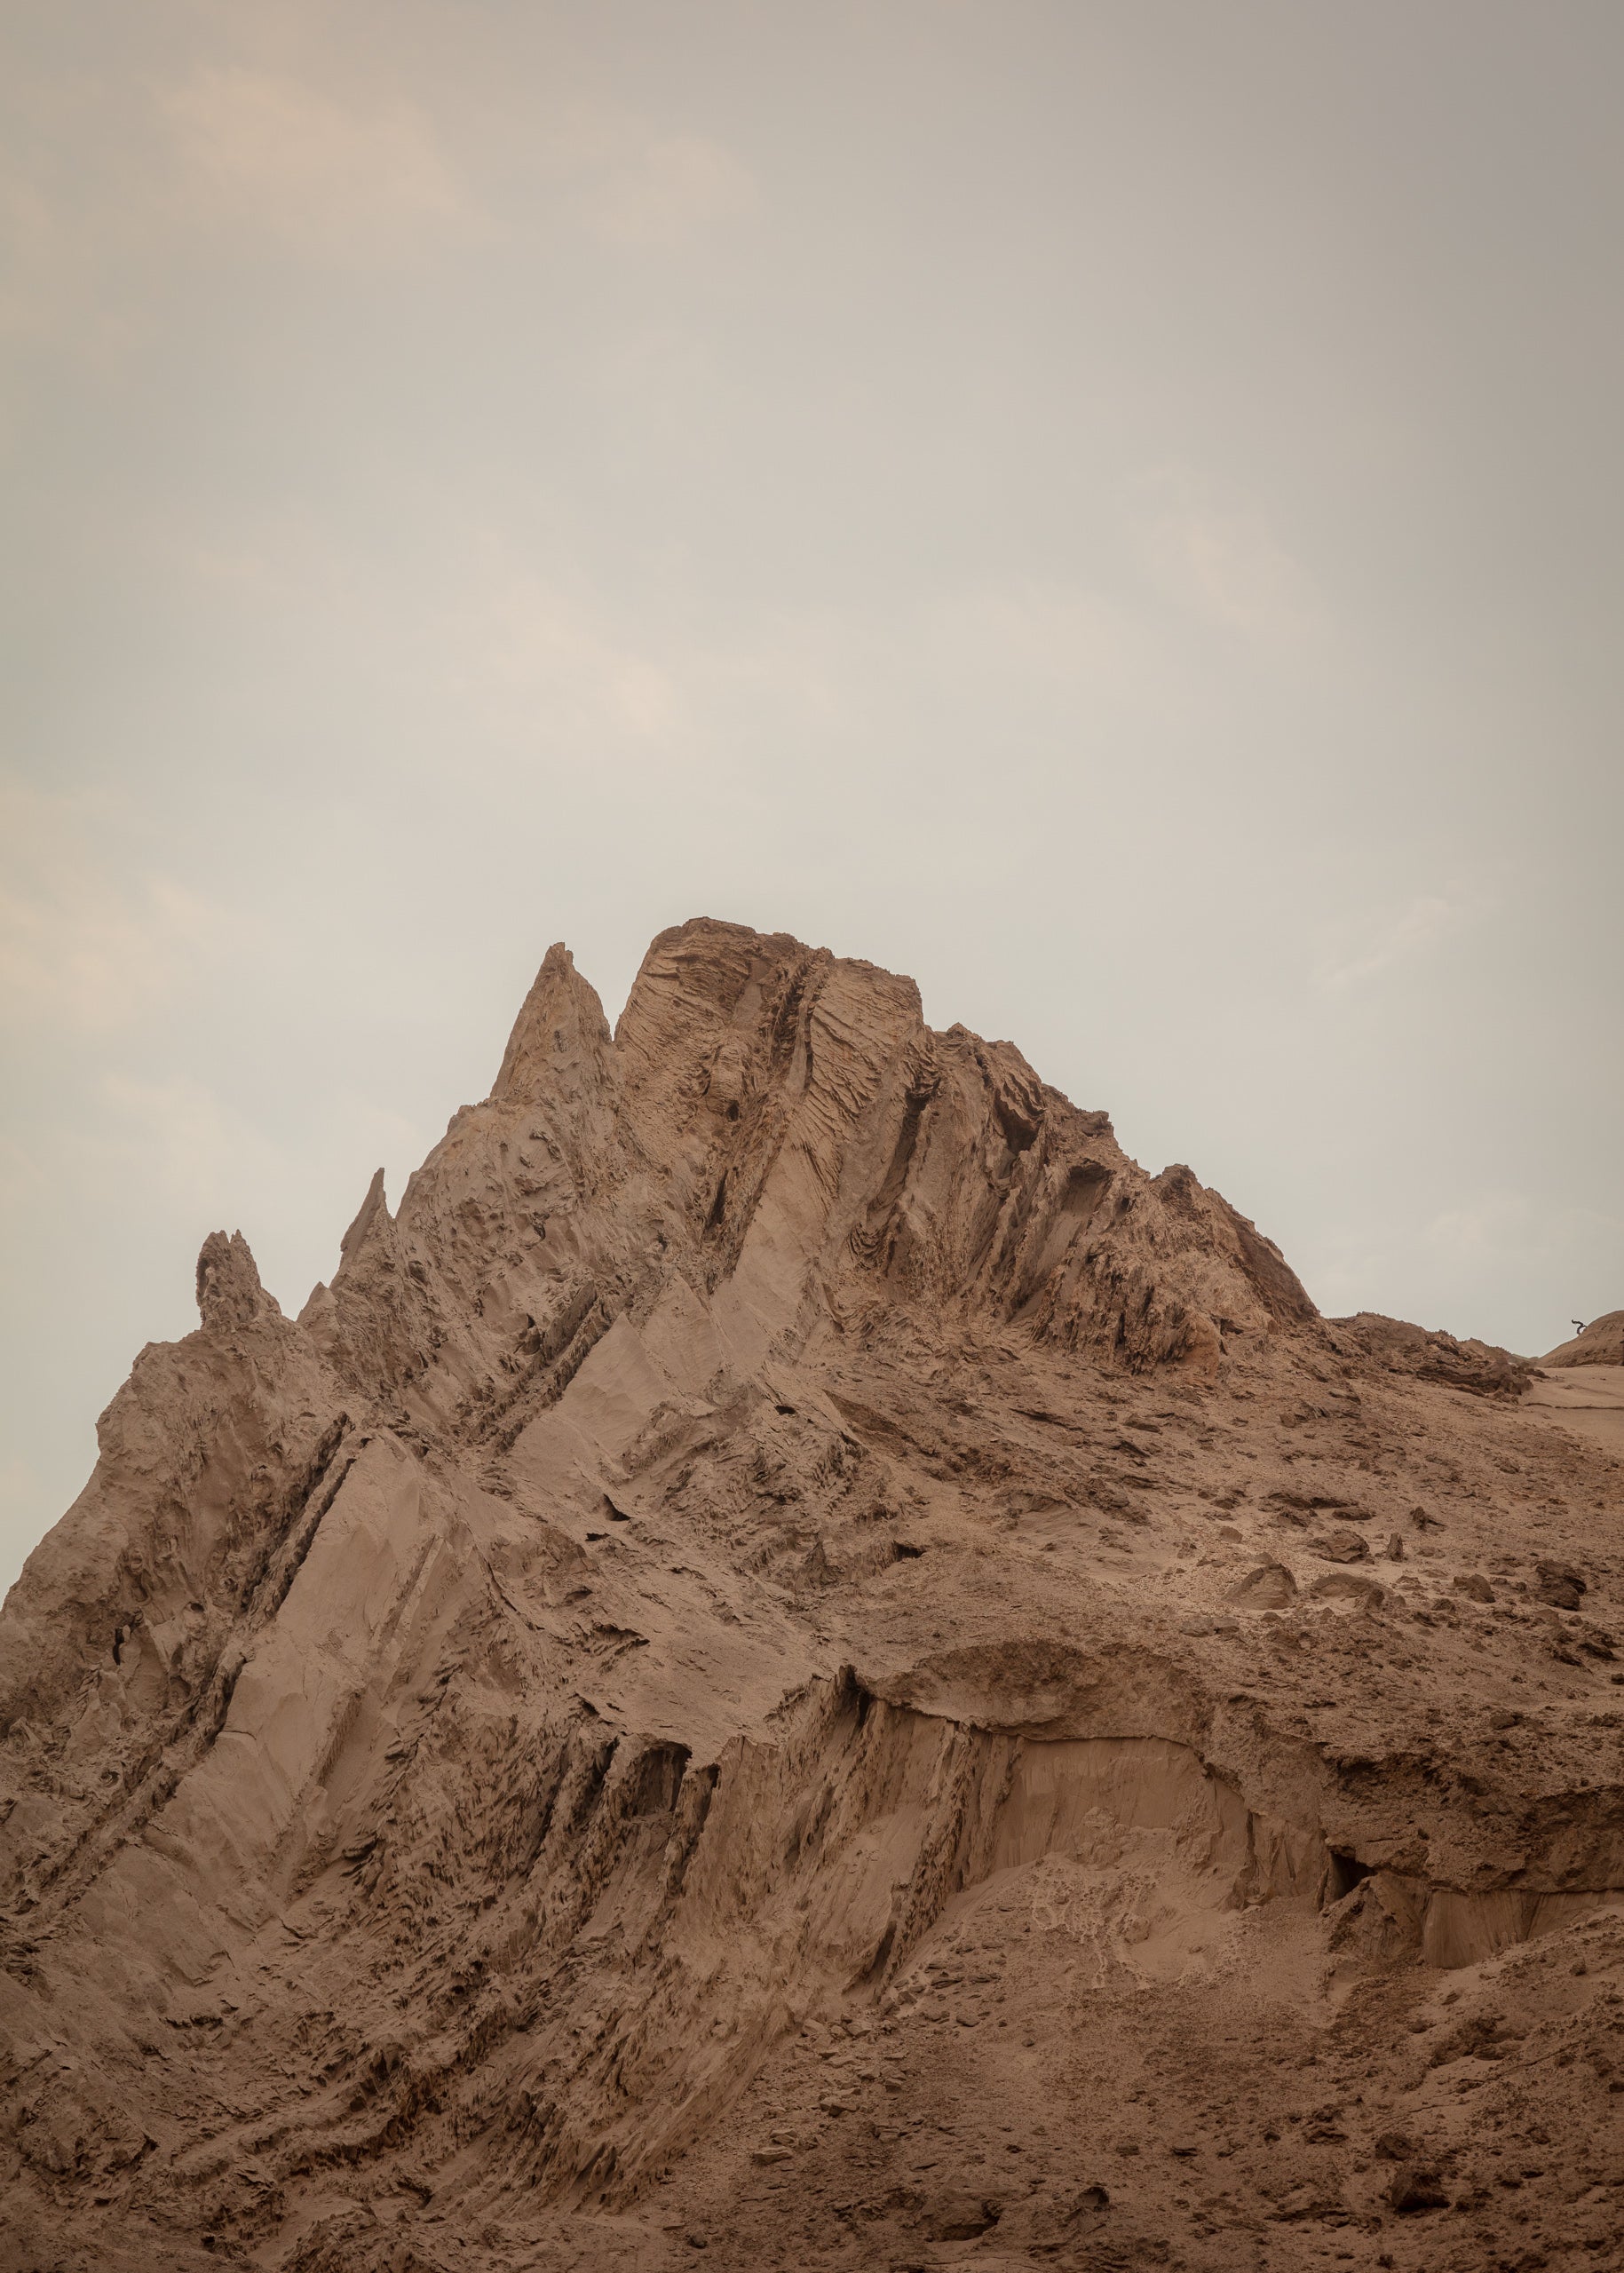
4, 2, 1621, 1590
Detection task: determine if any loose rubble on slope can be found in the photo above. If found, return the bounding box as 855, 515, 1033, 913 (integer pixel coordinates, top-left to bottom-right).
1, 918, 1620, 2273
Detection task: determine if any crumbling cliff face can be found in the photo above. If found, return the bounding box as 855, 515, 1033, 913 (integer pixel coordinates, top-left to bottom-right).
2, 918, 1621, 2273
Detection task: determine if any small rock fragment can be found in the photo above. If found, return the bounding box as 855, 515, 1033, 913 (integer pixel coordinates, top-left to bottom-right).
1228, 1561, 1296, 1608
1311, 1572, 1384, 1610
1536, 1561, 1587, 1610
1386, 2165, 1448, 2214
1311, 1526, 1370, 1564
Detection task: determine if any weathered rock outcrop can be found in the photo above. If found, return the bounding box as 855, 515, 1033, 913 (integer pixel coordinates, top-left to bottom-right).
2, 918, 1621, 2273
1327, 1311, 1534, 1398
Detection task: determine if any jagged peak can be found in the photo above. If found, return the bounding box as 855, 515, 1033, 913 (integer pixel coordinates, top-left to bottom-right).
194, 1229, 280, 1329
339, 1167, 391, 1260
612, 917, 923, 1124
617, 919, 820, 1056
492, 942, 613, 1102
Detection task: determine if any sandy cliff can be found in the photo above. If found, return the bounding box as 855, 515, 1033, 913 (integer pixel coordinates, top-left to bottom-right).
2, 918, 1621, 2272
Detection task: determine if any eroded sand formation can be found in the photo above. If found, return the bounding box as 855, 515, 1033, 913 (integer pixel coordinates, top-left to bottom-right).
2, 917, 1621, 2272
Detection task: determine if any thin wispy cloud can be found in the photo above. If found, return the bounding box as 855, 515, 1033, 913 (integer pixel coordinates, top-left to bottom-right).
1134, 471, 1327, 654
0, 164, 62, 340
161, 66, 478, 257
1424, 1190, 1624, 1266
1311, 886, 1490, 994
546, 103, 757, 249
0, 788, 215, 1034
452, 566, 685, 741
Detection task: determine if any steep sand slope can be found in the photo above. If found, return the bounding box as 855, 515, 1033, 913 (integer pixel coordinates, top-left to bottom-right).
2, 919, 1621, 2273
1542, 1313, 1624, 1370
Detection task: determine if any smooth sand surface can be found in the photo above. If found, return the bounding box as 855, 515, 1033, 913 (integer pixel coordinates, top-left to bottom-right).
1525, 1361, 1624, 1453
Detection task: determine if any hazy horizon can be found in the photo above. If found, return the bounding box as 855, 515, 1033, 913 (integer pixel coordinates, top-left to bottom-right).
4, 1, 1622, 1593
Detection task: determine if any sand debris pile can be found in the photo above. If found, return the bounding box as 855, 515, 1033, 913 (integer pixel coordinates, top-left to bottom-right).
2, 918, 1621, 2272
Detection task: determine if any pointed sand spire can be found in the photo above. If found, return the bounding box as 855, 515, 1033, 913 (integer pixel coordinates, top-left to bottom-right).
194, 1230, 281, 1328
339, 1167, 391, 1260
492, 942, 614, 1103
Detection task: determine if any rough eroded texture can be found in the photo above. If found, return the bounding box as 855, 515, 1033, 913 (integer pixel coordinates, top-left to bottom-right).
2, 918, 1621, 2273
